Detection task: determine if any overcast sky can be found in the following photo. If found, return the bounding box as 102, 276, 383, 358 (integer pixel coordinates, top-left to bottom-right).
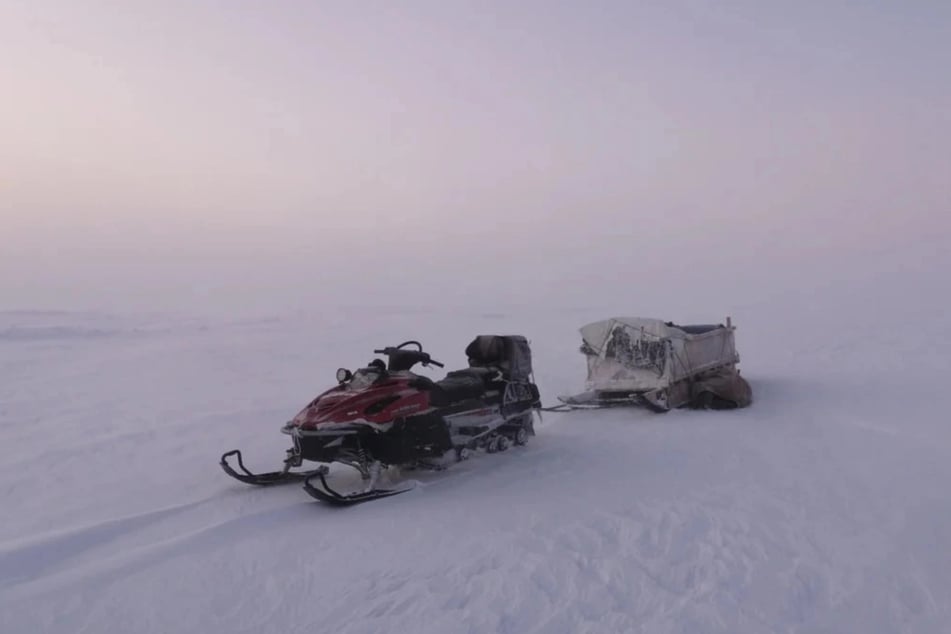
2, 1, 948, 315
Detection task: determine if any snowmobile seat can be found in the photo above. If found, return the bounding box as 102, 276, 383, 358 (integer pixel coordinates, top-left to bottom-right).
433, 373, 485, 404
445, 367, 501, 385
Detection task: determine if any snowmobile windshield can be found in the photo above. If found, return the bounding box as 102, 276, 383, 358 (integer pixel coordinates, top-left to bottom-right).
348, 368, 384, 390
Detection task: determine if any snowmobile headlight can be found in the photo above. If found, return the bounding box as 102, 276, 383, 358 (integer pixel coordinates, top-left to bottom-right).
336, 367, 353, 383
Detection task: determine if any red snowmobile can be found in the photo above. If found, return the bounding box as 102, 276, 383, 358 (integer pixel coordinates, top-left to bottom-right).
220, 336, 541, 505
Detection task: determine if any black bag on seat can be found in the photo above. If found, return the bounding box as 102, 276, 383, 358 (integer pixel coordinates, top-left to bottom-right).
464, 335, 533, 381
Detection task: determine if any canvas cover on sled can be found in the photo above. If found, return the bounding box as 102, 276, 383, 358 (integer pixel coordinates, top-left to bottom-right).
575, 317, 750, 408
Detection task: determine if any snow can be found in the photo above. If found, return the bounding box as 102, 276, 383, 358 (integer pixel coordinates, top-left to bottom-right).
1, 286, 950, 634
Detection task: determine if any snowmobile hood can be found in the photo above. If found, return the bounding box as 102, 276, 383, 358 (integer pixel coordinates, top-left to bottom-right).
289, 374, 430, 430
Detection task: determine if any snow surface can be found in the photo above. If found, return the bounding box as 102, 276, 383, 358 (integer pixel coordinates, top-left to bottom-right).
2, 288, 950, 633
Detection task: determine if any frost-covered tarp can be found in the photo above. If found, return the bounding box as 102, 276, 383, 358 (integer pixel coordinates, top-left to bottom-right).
578, 317, 751, 408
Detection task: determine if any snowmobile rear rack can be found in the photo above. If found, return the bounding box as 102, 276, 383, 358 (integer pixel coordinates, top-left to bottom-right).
301, 470, 415, 506
220, 449, 328, 486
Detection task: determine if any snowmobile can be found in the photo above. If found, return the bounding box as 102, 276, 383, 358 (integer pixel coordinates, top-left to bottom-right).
220, 336, 541, 505
551, 317, 752, 413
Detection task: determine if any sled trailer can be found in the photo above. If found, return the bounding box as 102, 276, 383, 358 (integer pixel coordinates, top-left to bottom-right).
559, 317, 751, 411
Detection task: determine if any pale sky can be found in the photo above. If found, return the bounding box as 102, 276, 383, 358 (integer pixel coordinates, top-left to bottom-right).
2, 1, 949, 314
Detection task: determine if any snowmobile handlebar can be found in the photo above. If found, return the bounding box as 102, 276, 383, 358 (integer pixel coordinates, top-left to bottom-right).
372, 344, 445, 368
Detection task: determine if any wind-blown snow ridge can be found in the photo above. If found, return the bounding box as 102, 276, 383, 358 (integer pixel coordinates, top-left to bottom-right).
0, 325, 120, 341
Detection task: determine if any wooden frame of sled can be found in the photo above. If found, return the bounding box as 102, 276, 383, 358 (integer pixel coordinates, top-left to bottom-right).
554, 316, 752, 412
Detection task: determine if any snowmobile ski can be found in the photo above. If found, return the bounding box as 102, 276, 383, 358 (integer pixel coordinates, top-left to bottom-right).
220, 449, 328, 486
302, 471, 414, 506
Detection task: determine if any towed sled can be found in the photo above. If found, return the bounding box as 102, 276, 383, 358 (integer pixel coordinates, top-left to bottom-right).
554, 317, 752, 413
221, 336, 541, 505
